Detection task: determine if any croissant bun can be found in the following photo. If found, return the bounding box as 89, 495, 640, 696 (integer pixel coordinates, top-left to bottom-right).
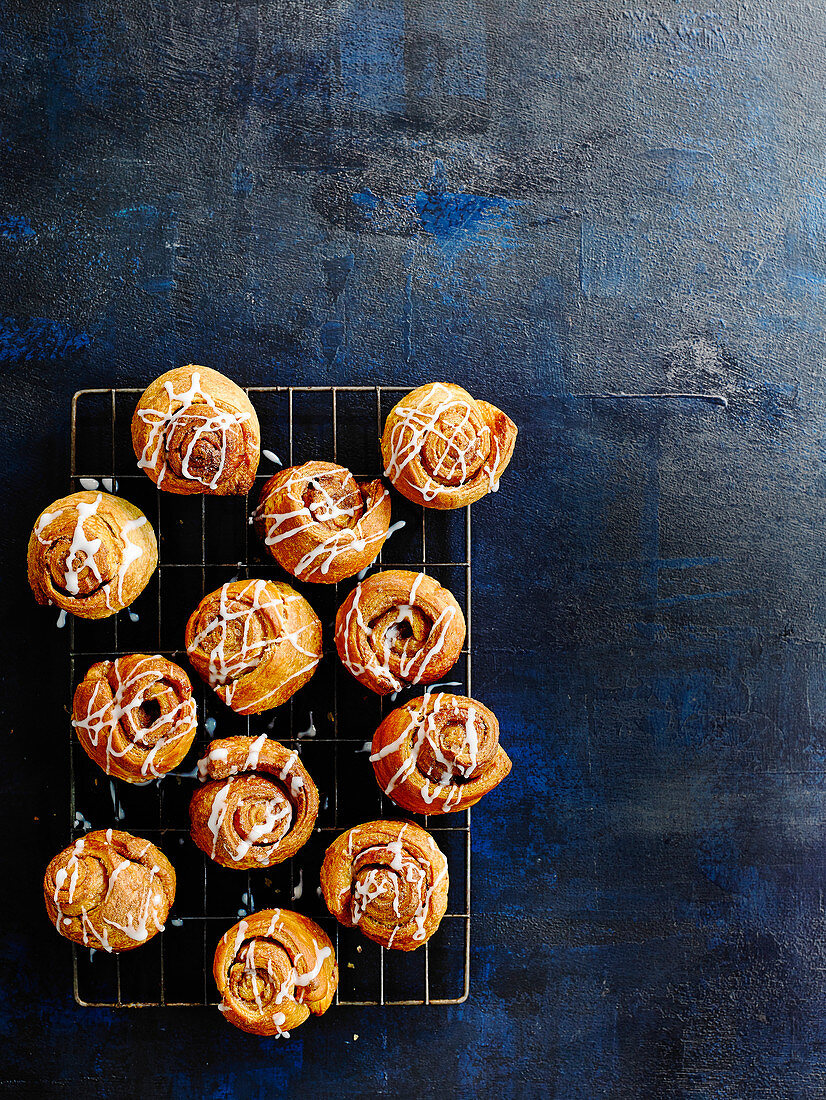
72, 654, 197, 783
335, 569, 466, 694
131, 365, 260, 495
381, 382, 517, 508
320, 820, 448, 950
190, 735, 318, 868
214, 909, 337, 1036
44, 829, 175, 952
185, 579, 322, 714
370, 693, 511, 814
253, 461, 392, 583
28, 491, 157, 619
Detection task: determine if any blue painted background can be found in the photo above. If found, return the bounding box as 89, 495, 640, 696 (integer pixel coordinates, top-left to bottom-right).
3, 0, 826, 1096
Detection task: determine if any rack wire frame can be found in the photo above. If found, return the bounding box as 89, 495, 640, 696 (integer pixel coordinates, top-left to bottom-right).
67, 386, 472, 1009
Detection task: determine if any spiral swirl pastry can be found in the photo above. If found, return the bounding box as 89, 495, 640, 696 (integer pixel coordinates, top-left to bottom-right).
44, 829, 175, 953
381, 382, 517, 508
335, 570, 465, 695
131, 365, 260, 495
27, 491, 158, 619
72, 654, 197, 783
185, 579, 322, 714
320, 820, 449, 951
370, 693, 512, 814
214, 909, 337, 1037
253, 461, 392, 584
190, 735, 319, 868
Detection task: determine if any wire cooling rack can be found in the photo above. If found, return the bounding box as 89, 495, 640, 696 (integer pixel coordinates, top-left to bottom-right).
67, 386, 471, 1008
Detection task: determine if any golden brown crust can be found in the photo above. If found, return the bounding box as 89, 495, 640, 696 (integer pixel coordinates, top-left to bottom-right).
253, 461, 392, 584
27, 491, 158, 619
131, 365, 260, 495
190, 735, 319, 869
370, 693, 512, 815
320, 820, 448, 951
72, 654, 197, 783
334, 570, 465, 695
43, 829, 175, 953
381, 382, 517, 509
185, 579, 322, 715
214, 909, 337, 1037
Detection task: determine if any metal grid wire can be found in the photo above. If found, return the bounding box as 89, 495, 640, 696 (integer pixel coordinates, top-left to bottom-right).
67, 386, 471, 1008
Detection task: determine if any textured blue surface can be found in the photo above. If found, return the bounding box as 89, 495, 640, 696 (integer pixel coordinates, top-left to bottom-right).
3, 1, 826, 1096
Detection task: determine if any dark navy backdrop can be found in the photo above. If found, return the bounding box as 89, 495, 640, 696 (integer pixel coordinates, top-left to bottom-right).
3, 1, 826, 1096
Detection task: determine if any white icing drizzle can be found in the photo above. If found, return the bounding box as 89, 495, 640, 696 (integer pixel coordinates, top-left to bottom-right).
34, 507, 64, 544
231, 798, 290, 863
113, 517, 148, 604
63, 494, 104, 596
206, 781, 233, 857
197, 744, 228, 780
262, 449, 282, 466
101, 863, 163, 943
294, 942, 331, 988
383, 382, 493, 502
232, 919, 249, 956
413, 860, 447, 941
264, 910, 282, 937
486, 433, 501, 492
243, 732, 268, 772
278, 751, 305, 798
136, 370, 250, 489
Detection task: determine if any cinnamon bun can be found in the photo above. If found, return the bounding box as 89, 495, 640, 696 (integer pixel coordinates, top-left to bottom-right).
28, 491, 157, 619
131, 365, 260, 495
